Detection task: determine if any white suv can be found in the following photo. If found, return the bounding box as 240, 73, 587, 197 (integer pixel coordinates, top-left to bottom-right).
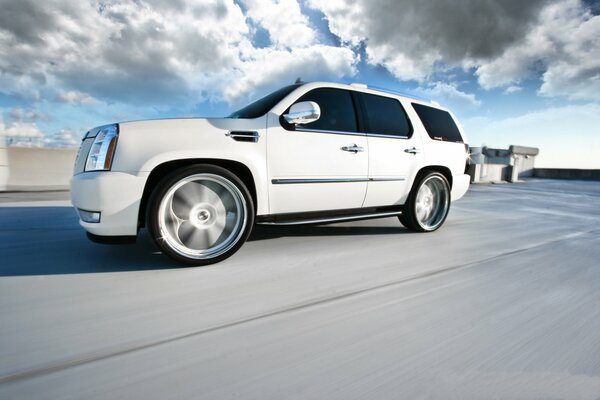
71, 82, 470, 265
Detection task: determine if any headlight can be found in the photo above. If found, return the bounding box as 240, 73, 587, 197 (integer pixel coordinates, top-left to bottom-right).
85, 124, 119, 172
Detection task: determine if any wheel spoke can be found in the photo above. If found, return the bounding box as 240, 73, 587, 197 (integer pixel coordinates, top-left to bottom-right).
178, 222, 210, 250
413, 176, 449, 230
157, 173, 247, 260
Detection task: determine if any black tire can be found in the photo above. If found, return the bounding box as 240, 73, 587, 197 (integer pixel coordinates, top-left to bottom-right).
147, 164, 254, 266
399, 171, 451, 232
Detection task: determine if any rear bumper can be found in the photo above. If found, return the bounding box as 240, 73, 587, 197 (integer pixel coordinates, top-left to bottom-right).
70, 171, 146, 236
451, 173, 470, 201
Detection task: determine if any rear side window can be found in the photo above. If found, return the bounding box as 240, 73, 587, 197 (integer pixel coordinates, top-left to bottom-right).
412, 103, 463, 143
292, 88, 358, 133
360, 93, 412, 137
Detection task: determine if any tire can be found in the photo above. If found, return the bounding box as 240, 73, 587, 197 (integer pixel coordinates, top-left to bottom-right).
147, 164, 254, 266
399, 171, 451, 232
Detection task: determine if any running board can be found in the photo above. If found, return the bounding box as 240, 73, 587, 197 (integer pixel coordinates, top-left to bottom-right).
256, 210, 403, 226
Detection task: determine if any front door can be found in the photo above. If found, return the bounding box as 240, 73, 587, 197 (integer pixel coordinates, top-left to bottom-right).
266, 87, 368, 215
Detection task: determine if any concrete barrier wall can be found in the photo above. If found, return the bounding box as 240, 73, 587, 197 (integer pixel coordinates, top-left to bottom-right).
1, 146, 599, 191
534, 168, 600, 181
3, 147, 77, 191
0, 136, 8, 191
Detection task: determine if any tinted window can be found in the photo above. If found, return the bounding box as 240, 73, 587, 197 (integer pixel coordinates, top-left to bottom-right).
229, 84, 300, 119
361, 93, 411, 137
292, 88, 358, 132
412, 103, 463, 143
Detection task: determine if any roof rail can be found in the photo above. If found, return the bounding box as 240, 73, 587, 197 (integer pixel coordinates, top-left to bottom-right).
366, 84, 435, 104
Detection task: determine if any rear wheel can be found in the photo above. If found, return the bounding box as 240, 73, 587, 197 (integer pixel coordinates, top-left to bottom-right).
147, 165, 254, 265
399, 171, 451, 232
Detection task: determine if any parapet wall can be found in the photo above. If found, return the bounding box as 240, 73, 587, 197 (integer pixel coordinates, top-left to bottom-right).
0, 147, 598, 191
1, 147, 77, 191
534, 168, 600, 181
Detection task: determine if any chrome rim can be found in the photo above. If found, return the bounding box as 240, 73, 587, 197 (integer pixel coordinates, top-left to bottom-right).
157, 174, 247, 260
415, 175, 449, 230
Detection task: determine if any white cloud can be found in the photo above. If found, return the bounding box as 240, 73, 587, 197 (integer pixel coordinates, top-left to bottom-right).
475, 0, 600, 101
462, 103, 600, 169
309, 0, 600, 101
9, 107, 50, 122
0, 0, 357, 107
43, 129, 81, 148
224, 45, 357, 104
55, 90, 97, 105
504, 85, 523, 94
242, 0, 316, 49
309, 0, 550, 82
0, 121, 44, 138
416, 82, 481, 108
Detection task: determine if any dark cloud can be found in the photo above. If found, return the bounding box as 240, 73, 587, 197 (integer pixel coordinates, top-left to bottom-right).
0, 0, 248, 105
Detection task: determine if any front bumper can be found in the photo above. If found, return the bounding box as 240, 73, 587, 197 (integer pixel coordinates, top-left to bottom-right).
70, 171, 147, 236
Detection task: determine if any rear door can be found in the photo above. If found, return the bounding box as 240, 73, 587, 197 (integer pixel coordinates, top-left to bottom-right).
359, 92, 423, 207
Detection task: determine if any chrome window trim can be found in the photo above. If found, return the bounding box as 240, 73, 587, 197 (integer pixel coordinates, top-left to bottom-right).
366, 133, 410, 139
271, 177, 405, 185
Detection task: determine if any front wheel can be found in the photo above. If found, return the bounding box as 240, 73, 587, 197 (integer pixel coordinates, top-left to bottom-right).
399, 171, 451, 232
147, 165, 254, 266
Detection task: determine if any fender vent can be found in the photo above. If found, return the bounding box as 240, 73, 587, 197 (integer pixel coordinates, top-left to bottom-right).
226, 131, 259, 143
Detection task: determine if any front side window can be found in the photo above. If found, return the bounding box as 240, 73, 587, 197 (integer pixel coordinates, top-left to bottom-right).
229, 84, 301, 119
360, 93, 412, 137
290, 88, 358, 133
412, 103, 463, 143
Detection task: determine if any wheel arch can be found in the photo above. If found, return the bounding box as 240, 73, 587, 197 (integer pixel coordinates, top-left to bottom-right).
414, 165, 453, 189
137, 158, 257, 228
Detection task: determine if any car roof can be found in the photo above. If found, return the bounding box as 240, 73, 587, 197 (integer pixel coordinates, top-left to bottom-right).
296, 81, 446, 109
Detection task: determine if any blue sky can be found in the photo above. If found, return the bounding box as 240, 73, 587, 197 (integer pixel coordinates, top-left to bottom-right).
0, 0, 599, 168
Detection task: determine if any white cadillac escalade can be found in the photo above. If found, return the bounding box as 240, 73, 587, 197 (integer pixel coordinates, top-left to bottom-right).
71, 82, 470, 265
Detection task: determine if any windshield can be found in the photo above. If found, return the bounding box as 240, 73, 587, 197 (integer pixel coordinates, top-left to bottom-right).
228, 84, 301, 119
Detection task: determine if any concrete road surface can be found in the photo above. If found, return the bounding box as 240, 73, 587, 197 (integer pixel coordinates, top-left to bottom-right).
1, 180, 599, 399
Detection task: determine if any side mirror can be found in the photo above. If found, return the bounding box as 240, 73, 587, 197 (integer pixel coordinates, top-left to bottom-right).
283, 101, 321, 126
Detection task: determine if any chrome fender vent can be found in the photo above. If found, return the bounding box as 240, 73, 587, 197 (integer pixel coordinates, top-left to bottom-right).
226, 131, 259, 143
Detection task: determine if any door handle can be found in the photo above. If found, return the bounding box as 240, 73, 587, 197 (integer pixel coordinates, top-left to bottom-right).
341, 144, 364, 153
404, 146, 421, 154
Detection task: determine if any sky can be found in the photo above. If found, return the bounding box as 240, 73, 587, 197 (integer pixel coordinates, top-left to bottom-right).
0, 0, 599, 168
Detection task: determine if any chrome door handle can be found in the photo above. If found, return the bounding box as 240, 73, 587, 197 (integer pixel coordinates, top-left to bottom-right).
341, 144, 364, 153
404, 147, 421, 154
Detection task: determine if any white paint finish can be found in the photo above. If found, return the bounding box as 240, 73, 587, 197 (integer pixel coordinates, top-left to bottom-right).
266, 112, 368, 214
0, 180, 600, 398
451, 174, 471, 201
69, 82, 469, 236
70, 171, 146, 236
114, 117, 270, 215
362, 129, 424, 207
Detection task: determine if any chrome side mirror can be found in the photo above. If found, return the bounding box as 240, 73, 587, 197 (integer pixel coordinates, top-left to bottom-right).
283, 101, 321, 125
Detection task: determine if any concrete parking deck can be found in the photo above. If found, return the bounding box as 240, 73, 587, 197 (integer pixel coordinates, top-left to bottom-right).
0, 180, 599, 399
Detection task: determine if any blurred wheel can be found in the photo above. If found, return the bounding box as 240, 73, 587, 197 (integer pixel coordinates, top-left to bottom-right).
148, 165, 254, 265
399, 171, 450, 232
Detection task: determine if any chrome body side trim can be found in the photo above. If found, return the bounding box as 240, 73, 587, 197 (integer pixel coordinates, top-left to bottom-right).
271, 177, 406, 185
369, 177, 407, 182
